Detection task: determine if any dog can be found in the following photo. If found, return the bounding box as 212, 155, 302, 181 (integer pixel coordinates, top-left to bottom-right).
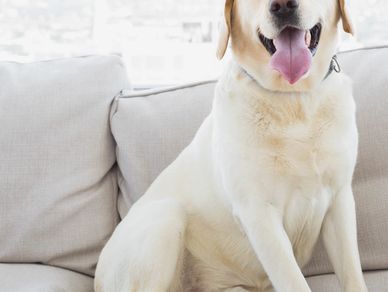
95, 0, 368, 291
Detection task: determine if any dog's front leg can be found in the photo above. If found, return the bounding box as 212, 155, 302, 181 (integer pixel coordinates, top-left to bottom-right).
233, 199, 311, 292
321, 186, 368, 292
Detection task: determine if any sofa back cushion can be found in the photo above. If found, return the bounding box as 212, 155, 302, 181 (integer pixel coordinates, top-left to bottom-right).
111, 47, 388, 275
110, 81, 215, 217
0, 56, 130, 276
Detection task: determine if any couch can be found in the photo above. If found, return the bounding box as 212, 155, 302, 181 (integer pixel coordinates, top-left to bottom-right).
0, 47, 387, 291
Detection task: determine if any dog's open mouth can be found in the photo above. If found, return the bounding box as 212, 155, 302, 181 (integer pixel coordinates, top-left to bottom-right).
259, 23, 322, 84
259, 23, 322, 56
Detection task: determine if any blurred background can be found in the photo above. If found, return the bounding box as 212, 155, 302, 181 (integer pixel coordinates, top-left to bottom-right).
1, 0, 387, 88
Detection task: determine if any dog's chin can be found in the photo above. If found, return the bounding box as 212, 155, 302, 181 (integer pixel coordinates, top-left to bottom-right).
258, 23, 322, 86
238, 61, 316, 94
265, 71, 314, 93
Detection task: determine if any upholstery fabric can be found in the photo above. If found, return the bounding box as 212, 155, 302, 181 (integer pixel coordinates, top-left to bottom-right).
306, 270, 388, 292
0, 56, 130, 276
111, 81, 215, 217
111, 47, 388, 276
0, 263, 93, 292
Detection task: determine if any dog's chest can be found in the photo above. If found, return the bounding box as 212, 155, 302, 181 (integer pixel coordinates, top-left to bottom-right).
213, 92, 355, 274
283, 185, 332, 266
239, 93, 355, 185
239, 95, 356, 263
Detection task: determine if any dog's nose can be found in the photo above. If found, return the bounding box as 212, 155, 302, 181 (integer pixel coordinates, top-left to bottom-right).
269, 0, 299, 17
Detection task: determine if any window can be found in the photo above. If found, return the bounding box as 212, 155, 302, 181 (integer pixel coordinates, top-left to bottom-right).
1, 0, 388, 87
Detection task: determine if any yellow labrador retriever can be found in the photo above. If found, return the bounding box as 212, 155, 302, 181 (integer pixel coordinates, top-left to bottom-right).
95, 0, 368, 291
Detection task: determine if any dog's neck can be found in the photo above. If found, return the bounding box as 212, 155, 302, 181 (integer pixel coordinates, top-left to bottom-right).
238, 55, 341, 93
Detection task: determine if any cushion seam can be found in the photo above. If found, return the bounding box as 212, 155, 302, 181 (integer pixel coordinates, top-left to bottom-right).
119, 80, 217, 99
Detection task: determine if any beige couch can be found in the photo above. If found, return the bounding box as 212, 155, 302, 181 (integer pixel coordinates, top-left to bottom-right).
0, 47, 387, 291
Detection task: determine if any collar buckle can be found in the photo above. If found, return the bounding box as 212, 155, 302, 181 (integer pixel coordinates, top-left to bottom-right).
324, 55, 341, 80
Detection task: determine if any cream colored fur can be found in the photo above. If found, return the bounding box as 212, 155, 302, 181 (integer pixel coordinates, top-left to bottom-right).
95, 0, 367, 291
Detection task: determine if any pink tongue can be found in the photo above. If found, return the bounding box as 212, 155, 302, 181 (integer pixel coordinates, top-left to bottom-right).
270, 27, 312, 84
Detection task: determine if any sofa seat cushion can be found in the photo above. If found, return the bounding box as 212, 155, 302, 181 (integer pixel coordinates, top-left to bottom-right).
306, 270, 388, 292
0, 56, 130, 276
0, 263, 93, 292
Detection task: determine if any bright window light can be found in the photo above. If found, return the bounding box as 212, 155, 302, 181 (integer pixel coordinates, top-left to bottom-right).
1, 0, 387, 88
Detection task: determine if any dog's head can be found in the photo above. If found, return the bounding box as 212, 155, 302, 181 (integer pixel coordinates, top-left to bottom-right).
217, 0, 353, 92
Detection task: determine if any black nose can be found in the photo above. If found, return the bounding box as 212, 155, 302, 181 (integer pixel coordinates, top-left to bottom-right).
269, 0, 299, 17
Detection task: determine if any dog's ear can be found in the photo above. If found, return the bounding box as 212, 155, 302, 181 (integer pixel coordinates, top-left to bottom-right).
217, 0, 234, 60
338, 0, 354, 35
